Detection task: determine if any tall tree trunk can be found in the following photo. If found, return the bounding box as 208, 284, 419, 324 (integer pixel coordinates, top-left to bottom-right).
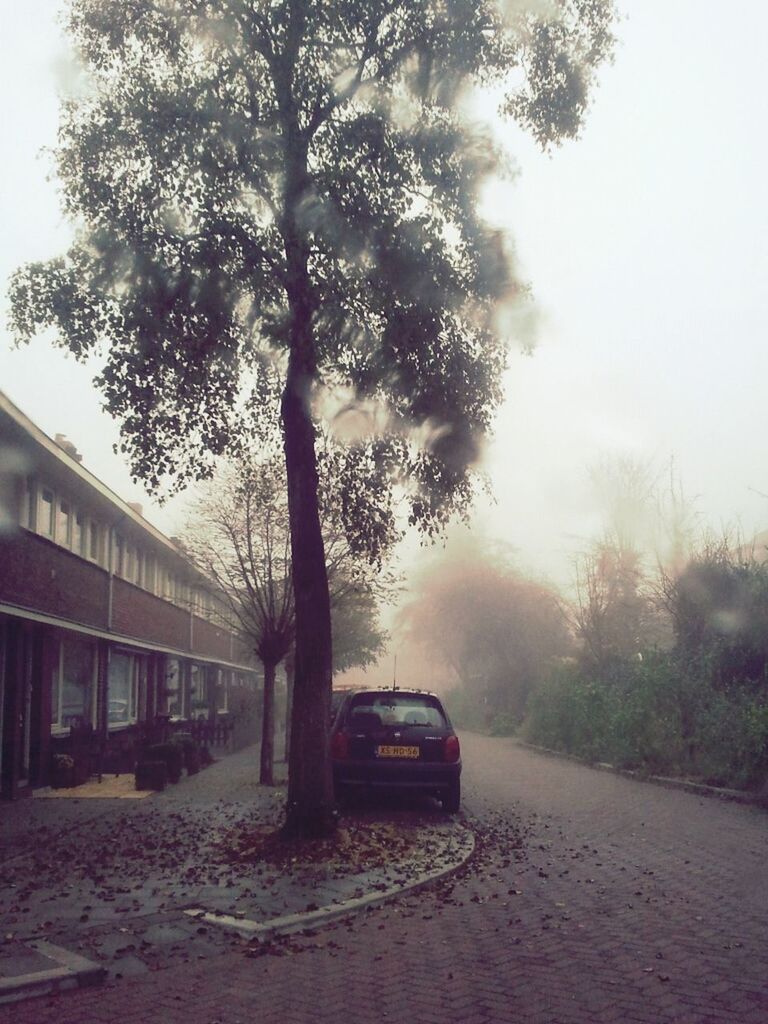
278, 87, 335, 837
283, 650, 294, 764
281, 361, 335, 837
260, 660, 276, 786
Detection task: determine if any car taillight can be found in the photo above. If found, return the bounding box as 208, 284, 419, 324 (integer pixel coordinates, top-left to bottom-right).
444, 735, 460, 763
330, 731, 349, 760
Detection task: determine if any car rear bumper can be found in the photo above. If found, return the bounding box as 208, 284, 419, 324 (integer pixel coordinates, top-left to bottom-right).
333, 759, 461, 791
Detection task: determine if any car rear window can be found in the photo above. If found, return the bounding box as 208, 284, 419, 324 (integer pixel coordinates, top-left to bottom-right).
347, 693, 447, 729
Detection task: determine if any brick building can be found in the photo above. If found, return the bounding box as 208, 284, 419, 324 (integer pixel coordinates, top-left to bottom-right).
0, 390, 261, 799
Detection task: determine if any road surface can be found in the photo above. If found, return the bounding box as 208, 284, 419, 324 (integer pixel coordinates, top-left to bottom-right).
4, 732, 767, 1024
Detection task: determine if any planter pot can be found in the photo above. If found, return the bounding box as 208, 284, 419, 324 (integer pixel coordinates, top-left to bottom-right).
51, 766, 75, 789
146, 743, 183, 784
135, 760, 167, 791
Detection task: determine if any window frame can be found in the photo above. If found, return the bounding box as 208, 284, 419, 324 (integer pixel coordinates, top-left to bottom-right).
163, 658, 184, 719
38, 487, 55, 539
216, 669, 229, 713
51, 634, 97, 735
106, 649, 143, 730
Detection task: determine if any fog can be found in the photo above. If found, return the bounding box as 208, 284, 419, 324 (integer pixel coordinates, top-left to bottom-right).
1, 0, 767, 602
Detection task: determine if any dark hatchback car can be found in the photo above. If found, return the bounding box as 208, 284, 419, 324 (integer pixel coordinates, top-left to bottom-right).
330, 688, 462, 812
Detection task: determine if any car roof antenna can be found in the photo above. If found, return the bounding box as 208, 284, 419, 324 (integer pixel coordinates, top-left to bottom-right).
392, 654, 397, 691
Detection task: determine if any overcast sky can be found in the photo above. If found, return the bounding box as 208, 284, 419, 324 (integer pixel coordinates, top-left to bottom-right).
1, 1, 767, 585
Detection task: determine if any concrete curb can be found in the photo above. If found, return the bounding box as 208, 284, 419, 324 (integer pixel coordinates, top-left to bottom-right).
185, 823, 475, 941
0, 942, 105, 1005
514, 739, 767, 808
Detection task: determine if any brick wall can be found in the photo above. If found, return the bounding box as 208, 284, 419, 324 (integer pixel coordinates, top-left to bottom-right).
111, 577, 190, 650
0, 531, 109, 629
191, 615, 233, 661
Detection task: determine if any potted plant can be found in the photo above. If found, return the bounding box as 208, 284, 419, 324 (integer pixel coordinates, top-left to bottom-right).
51, 753, 75, 789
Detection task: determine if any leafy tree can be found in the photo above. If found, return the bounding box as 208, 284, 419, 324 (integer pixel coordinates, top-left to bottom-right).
9, 0, 616, 835
660, 535, 768, 691
331, 587, 388, 675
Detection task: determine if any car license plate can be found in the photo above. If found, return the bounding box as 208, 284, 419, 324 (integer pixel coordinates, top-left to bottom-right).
376, 745, 420, 759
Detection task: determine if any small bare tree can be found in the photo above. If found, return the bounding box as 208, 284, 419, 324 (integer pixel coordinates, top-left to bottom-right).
186, 457, 293, 785
573, 539, 654, 674
184, 451, 389, 784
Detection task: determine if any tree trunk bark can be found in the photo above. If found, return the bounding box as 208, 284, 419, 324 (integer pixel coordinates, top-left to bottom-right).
259, 660, 276, 786
277, 93, 335, 837
281, 363, 335, 837
283, 651, 294, 764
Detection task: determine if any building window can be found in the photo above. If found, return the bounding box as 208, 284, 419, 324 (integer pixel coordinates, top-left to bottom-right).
72, 510, 85, 555
123, 543, 136, 583
107, 651, 140, 727
216, 669, 229, 713
87, 520, 100, 563
38, 488, 54, 538
189, 665, 208, 719
19, 477, 34, 529
114, 534, 125, 576
56, 498, 72, 546
164, 658, 183, 718
143, 554, 156, 594
52, 636, 96, 732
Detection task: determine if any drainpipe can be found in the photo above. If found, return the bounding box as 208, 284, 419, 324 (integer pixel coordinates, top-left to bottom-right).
107, 526, 114, 631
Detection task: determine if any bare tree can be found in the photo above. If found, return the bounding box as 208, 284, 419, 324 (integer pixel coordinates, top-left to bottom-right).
573, 539, 658, 673
184, 451, 390, 783
185, 457, 293, 785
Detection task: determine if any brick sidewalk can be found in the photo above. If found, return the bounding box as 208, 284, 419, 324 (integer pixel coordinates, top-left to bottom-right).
4, 734, 768, 1023
1, 743, 468, 995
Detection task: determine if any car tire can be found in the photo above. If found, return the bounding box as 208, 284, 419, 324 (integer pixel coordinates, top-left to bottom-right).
442, 777, 460, 814
334, 782, 350, 806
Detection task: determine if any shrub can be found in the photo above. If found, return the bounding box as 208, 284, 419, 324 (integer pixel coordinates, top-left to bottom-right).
524, 651, 768, 791
487, 711, 520, 736
523, 655, 685, 773
170, 733, 202, 773
693, 692, 768, 789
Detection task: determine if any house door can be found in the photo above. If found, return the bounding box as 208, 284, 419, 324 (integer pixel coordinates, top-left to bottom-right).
0, 621, 36, 799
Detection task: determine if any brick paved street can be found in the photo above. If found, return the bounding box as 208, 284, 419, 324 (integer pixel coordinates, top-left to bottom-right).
3, 733, 768, 1023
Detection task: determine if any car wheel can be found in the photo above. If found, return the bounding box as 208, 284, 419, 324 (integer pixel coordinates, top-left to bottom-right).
334, 782, 350, 806
442, 777, 460, 814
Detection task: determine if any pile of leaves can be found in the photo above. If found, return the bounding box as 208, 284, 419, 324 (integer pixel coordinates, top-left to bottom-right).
219, 813, 427, 875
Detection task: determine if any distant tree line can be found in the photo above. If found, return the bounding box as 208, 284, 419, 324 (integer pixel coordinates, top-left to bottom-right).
402, 462, 768, 793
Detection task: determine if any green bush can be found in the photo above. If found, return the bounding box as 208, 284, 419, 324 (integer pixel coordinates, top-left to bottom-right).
523, 653, 768, 791
693, 692, 768, 789
170, 733, 202, 773
487, 711, 520, 736
524, 656, 683, 771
